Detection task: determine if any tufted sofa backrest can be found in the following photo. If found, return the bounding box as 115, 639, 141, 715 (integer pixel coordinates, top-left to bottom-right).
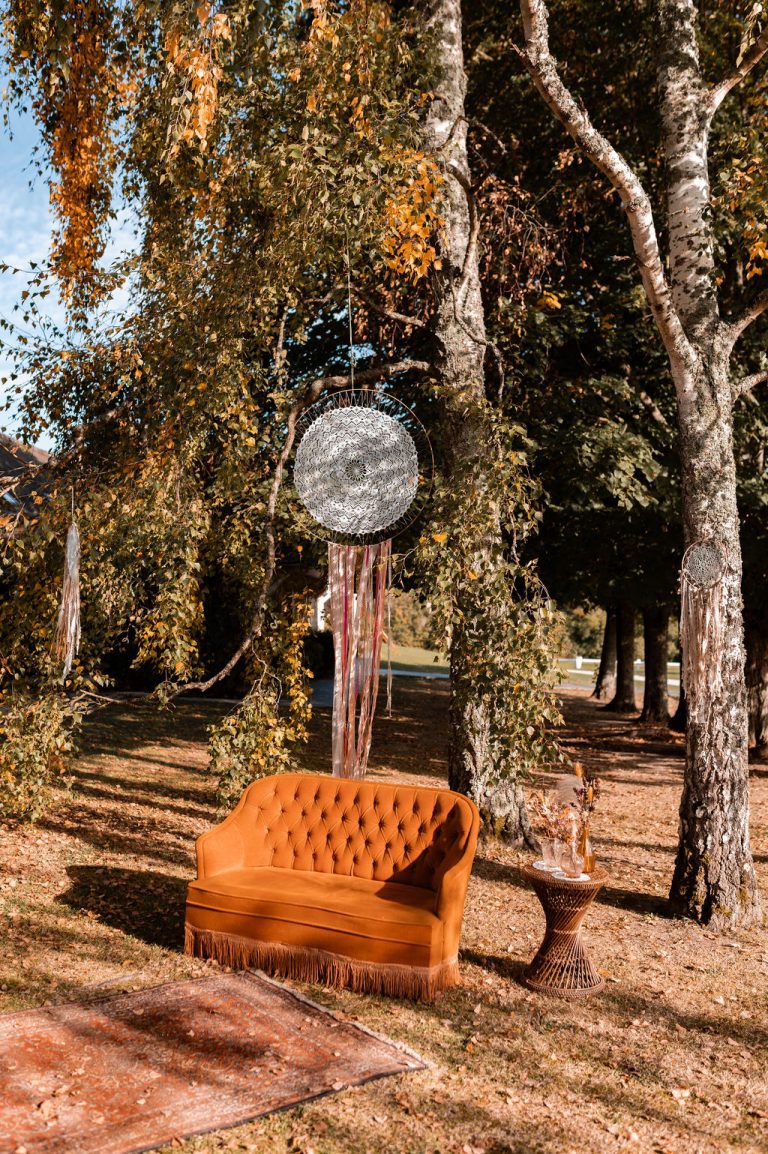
228, 773, 477, 893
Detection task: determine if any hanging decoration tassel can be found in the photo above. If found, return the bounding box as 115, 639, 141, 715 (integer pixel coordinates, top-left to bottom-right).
679, 540, 726, 723
54, 519, 81, 681
386, 548, 393, 717
329, 539, 391, 778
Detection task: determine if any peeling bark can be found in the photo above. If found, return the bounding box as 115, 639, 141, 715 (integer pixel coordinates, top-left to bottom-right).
426, 0, 533, 844
517, 0, 760, 926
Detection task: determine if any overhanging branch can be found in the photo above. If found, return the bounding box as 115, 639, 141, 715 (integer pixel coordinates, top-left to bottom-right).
160, 357, 433, 701
726, 289, 768, 349
514, 0, 694, 385
707, 24, 768, 120
734, 369, 768, 399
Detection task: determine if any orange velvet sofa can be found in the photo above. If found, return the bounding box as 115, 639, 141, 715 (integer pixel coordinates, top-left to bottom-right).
184, 772, 479, 1001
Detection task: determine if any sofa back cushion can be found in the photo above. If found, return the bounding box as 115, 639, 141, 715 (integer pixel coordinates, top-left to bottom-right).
234, 773, 476, 893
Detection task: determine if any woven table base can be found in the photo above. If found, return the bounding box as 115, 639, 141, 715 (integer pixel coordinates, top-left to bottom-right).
522, 864, 606, 998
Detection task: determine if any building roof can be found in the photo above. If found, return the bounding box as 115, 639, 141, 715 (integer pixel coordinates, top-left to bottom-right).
0, 433, 51, 530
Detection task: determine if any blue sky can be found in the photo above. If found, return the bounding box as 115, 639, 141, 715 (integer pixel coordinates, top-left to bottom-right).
0, 103, 137, 450
0, 105, 58, 446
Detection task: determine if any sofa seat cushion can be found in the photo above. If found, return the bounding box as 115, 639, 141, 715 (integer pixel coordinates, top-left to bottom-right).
186, 867, 444, 969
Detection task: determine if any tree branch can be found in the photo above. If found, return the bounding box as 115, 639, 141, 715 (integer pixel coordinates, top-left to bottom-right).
733, 369, 768, 399
514, 0, 695, 388
707, 24, 768, 120
352, 288, 426, 329
638, 388, 669, 427
160, 358, 433, 701
725, 289, 768, 349
447, 160, 481, 311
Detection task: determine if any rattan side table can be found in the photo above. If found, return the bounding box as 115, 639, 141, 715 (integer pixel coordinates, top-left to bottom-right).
522, 863, 606, 998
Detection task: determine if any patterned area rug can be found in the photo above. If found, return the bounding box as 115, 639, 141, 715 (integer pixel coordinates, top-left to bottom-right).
0, 972, 425, 1154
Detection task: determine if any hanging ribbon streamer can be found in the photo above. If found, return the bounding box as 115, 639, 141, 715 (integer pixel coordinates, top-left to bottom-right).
293, 240, 432, 780
329, 540, 390, 778
679, 539, 726, 723
54, 501, 81, 681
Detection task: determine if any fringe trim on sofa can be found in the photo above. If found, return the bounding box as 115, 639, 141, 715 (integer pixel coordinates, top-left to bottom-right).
184, 924, 459, 1002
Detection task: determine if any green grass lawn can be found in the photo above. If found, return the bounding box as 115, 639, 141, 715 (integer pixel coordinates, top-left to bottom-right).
0, 685, 765, 1154
384, 643, 448, 674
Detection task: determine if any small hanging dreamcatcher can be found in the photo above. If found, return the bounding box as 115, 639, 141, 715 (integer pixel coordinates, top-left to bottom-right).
293, 388, 433, 779
679, 539, 727, 723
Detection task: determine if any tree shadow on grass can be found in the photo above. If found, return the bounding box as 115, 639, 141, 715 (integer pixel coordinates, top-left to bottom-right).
596, 883, 671, 918
459, 947, 528, 984
470, 855, 527, 887
59, 865, 188, 952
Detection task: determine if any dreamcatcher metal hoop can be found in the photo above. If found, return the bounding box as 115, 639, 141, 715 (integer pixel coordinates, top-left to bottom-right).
292, 388, 433, 546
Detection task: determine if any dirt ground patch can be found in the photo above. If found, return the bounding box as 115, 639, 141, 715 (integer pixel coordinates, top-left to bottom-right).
0, 685, 766, 1154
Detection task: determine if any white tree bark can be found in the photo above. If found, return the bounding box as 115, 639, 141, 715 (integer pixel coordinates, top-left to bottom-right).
424, 0, 535, 842
517, 0, 762, 927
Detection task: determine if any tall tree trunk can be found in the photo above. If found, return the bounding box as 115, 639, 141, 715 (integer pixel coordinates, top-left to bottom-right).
425, 0, 534, 844
605, 602, 636, 713
669, 644, 687, 732
658, 1, 759, 927
516, 0, 760, 924
592, 605, 617, 701
641, 605, 670, 724
744, 608, 768, 757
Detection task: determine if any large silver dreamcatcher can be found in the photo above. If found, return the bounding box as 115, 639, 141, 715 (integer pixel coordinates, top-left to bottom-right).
293, 386, 433, 779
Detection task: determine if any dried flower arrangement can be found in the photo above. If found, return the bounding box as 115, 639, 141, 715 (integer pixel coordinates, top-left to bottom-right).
528, 763, 602, 873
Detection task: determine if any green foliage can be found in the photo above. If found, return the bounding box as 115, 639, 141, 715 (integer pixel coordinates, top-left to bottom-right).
387, 588, 435, 649
560, 606, 606, 658
418, 412, 564, 806
0, 693, 81, 822
209, 597, 312, 808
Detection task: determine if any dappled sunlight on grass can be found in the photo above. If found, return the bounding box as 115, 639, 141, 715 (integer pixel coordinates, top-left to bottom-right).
0, 685, 765, 1153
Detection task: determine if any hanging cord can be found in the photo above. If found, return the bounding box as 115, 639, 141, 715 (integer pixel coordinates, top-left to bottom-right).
386, 548, 393, 716
345, 235, 355, 390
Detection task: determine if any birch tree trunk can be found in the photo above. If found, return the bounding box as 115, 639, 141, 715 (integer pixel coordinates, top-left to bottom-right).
517, 0, 761, 926
592, 605, 617, 701
657, 1, 758, 926
425, 0, 534, 842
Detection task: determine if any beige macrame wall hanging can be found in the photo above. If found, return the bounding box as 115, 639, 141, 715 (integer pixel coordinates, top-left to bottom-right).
680, 539, 727, 723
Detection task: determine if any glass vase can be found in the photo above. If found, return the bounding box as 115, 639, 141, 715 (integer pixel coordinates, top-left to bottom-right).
578, 825, 596, 873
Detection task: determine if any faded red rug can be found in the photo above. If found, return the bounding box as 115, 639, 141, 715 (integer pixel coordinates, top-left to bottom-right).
0, 972, 425, 1154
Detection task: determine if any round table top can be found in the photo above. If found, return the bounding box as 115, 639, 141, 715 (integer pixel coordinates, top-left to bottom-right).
523, 862, 607, 892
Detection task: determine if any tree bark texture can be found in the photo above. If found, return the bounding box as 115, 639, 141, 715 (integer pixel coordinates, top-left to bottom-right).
592, 605, 617, 701
606, 602, 636, 713
426, 0, 533, 843
641, 605, 670, 724
658, 1, 759, 927
517, 0, 760, 927
744, 608, 768, 756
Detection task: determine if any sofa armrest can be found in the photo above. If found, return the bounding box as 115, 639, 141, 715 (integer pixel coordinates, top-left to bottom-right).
434, 852, 474, 954
194, 817, 246, 880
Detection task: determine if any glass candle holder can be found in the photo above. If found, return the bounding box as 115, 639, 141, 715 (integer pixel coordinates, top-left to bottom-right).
540, 837, 561, 870
559, 842, 586, 879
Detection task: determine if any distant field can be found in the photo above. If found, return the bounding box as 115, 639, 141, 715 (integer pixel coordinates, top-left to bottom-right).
384, 643, 448, 674
557, 656, 681, 696
380, 648, 680, 696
